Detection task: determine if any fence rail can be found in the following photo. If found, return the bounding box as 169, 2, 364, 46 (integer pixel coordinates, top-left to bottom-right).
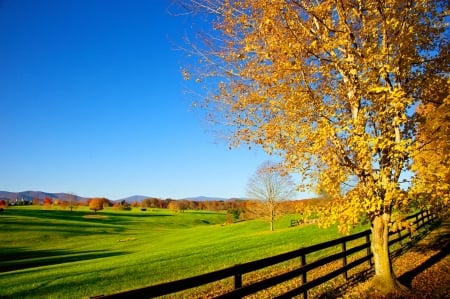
92, 210, 436, 299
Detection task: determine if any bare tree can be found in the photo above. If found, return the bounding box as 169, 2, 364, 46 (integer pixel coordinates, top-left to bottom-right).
67, 193, 78, 212
247, 161, 296, 231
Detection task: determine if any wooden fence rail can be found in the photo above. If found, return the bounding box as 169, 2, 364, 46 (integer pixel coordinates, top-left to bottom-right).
92, 210, 436, 299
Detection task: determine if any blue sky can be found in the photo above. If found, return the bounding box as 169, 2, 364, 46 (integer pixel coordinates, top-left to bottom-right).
0, 0, 287, 200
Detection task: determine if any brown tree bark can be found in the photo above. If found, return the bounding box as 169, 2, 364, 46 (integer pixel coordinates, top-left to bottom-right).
269, 207, 274, 232
371, 213, 408, 294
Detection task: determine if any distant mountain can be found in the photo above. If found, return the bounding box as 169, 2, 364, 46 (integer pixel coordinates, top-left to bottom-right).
0, 191, 88, 202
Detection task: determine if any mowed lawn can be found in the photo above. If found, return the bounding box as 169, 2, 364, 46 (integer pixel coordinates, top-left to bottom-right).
0, 206, 351, 298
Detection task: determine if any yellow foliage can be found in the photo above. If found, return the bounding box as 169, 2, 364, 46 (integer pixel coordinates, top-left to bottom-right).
181, 0, 449, 229
410, 83, 450, 216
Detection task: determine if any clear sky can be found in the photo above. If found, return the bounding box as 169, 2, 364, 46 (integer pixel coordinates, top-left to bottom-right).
0, 0, 297, 200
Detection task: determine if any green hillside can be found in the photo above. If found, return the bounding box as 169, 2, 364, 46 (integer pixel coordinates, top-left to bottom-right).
0, 206, 355, 298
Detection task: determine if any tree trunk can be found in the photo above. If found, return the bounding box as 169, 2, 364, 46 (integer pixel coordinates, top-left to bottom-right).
371, 213, 407, 294
270, 209, 274, 231
269, 206, 275, 232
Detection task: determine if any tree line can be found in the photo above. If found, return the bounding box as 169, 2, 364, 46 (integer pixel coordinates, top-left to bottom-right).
0, 195, 329, 225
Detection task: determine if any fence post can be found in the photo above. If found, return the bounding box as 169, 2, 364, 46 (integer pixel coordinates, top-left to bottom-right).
416, 212, 420, 231
422, 211, 426, 225
301, 254, 307, 299
234, 272, 242, 289
366, 234, 372, 267
234, 264, 242, 293
342, 241, 348, 280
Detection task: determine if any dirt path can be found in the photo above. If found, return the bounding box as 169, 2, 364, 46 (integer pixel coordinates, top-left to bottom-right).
340, 218, 450, 299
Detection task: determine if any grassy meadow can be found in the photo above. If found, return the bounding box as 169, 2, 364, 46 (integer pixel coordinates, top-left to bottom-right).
0, 206, 361, 298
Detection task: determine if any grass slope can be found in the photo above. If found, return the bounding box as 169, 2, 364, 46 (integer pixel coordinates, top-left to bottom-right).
0, 206, 356, 298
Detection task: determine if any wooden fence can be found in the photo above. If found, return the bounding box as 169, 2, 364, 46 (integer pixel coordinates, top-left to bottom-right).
92, 210, 436, 299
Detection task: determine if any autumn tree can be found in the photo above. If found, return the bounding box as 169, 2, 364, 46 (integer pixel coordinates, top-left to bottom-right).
43, 197, 52, 209
240, 200, 263, 220
88, 198, 104, 213
410, 73, 450, 216
66, 193, 78, 212
167, 200, 180, 212
226, 199, 245, 222
113, 200, 131, 211
247, 161, 296, 231
142, 197, 164, 209
141, 198, 151, 208
179, 0, 449, 293
59, 200, 68, 210
150, 197, 161, 208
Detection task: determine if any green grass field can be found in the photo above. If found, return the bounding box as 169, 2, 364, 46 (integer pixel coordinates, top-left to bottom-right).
0, 206, 359, 298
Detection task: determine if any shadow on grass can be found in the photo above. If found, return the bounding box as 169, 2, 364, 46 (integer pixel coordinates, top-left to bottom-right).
0, 247, 129, 273
2, 208, 173, 224
99, 210, 174, 219
186, 211, 225, 216
320, 219, 449, 299
397, 219, 450, 289
2, 218, 128, 236
316, 268, 375, 299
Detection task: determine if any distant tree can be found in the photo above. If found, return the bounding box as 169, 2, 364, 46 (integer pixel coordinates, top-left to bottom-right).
150, 197, 160, 208
188, 200, 198, 210
116, 200, 131, 211
247, 161, 296, 231
226, 199, 246, 222
195, 201, 204, 210
157, 198, 166, 208
32, 198, 40, 205
43, 197, 52, 209
66, 193, 78, 212
217, 201, 226, 211
102, 198, 111, 208
141, 198, 151, 208
167, 201, 180, 212
178, 200, 189, 212
207, 200, 224, 211
0, 199, 7, 209
167, 200, 189, 212
204, 201, 213, 211
164, 198, 174, 209
89, 198, 104, 213
227, 207, 243, 223
241, 200, 264, 221
59, 200, 67, 210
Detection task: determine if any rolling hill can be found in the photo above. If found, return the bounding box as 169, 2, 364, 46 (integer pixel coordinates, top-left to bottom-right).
0, 191, 88, 202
